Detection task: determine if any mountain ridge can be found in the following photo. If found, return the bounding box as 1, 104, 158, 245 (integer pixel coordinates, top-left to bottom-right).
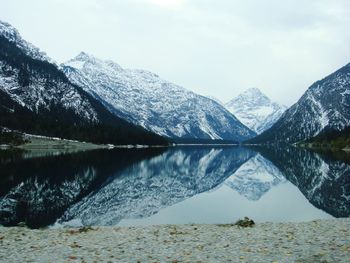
225, 88, 287, 134
0, 21, 167, 145
62, 52, 256, 142
249, 64, 350, 144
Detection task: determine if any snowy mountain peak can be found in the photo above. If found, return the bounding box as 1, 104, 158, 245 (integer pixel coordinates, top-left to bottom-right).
206, 96, 224, 105
75, 51, 96, 62
65, 52, 123, 72
251, 63, 350, 144
225, 88, 287, 134
0, 20, 53, 63
242, 87, 266, 97
63, 54, 256, 141
0, 21, 166, 145
0, 20, 17, 36
231, 88, 271, 107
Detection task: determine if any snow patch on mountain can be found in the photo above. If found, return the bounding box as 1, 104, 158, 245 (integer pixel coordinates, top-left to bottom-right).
0, 61, 98, 122
0, 21, 100, 123
251, 64, 350, 144
225, 88, 287, 134
0, 20, 54, 64
62, 53, 256, 141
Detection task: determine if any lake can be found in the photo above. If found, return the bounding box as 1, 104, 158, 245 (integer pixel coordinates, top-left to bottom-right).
0, 146, 349, 228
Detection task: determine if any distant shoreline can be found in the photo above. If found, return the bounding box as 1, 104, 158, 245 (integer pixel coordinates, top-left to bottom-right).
297, 142, 350, 152
1, 219, 349, 262
2, 134, 244, 152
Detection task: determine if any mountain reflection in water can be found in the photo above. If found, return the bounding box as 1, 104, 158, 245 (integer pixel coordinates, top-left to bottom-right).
0, 146, 348, 228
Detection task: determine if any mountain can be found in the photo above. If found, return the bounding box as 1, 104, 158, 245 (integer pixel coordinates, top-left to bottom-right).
249, 64, 350, 144
206, 95, 224, 105
0, 20, 166, 145
0, 20, 53, 64
62, 53, 256, 142
225, 88, 287, 134
224, 153, 286, 201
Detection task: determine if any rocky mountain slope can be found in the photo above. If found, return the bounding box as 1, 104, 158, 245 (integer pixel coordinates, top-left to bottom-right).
62, 53, 255, 142
249, 65, 350, 144
0, 20, 53, 63
225, 88, 287, 134
0, 20, 166, 145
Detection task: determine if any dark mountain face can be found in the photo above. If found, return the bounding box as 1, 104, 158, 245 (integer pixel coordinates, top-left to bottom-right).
0, 27, 167, 145
249, 64, 350, 144
305, 127, 350, 149
255, 146, 350, 218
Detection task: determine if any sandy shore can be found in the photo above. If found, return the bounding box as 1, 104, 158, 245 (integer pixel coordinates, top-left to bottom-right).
0, 219, 349, 262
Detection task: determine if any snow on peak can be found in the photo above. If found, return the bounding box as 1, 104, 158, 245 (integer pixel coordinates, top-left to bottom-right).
206, 96, 224, 105
0, 22, 99, 123
62, 54, 256, 141
65, 52, 123, 72
0, 20, 54, 64
234, 87, 271, 106
243, 87, 265, 97
74, 51, 96, 62
252, 63, 350, 143
225, 88, 287, 134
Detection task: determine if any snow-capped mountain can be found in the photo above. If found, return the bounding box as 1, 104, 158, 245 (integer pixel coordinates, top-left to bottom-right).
62, 53, 256, 142
60, 147, 254, 226
0, 21, 53, 63
206, 95, 224, 105
0, 20, 166, 145
250, 64, 350, 144
224, 154, 286, 201
225, 88, 287, 134
0, 20, 97, 122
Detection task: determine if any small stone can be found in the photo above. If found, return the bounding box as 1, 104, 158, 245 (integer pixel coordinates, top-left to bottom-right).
234, 217, 255, 228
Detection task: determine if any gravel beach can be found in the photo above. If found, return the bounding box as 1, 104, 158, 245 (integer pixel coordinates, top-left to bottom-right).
0, 219, 349, 263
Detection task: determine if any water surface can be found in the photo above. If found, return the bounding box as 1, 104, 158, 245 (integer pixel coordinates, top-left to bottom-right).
0, 146, 348, 228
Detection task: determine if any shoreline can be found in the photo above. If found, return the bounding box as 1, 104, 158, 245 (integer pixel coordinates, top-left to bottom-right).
296, 142, 350, 152
1, 219, 349, 262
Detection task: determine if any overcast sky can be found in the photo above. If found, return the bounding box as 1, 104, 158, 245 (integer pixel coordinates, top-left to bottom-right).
1, 0, 350, 105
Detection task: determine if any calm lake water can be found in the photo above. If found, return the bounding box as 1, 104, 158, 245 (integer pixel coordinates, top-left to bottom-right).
0, 146, 349, 228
